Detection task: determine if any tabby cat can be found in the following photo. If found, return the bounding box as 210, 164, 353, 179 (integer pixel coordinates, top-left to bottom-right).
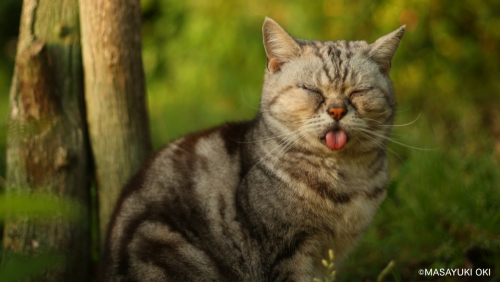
101, 17, 405, 282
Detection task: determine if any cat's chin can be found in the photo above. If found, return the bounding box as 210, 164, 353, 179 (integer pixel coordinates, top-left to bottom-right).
320, 130, 348, 150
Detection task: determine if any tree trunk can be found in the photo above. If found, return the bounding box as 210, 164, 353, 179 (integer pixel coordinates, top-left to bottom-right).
2, 0, 91, 281
79, 0, 152, 245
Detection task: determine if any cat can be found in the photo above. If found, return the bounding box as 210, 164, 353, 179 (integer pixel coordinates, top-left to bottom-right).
100, 17, 405, 282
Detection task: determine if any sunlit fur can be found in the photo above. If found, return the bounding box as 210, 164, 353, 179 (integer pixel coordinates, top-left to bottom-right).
101, 18, 405, 282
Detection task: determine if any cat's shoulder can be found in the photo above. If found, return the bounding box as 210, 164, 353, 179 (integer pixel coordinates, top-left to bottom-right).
157, 120, 255, 160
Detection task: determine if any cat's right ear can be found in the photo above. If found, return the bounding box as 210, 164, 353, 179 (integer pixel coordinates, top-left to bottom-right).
262, 17, 300, 73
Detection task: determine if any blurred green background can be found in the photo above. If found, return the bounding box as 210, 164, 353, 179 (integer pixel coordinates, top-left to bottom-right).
1, 0, 499, 281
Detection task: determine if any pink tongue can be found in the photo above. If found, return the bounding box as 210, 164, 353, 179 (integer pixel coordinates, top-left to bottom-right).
326, 130, 347, 150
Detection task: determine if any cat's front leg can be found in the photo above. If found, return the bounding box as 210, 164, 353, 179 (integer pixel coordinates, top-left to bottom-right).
265, 244, 325, 282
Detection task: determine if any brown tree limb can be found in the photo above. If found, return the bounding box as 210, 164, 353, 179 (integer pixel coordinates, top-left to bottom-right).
2, 0, 91, 280
79, 0, 152, 245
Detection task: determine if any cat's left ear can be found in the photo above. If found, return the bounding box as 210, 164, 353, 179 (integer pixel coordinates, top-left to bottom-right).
368, 26, 406, 75
262, 17, 301, 73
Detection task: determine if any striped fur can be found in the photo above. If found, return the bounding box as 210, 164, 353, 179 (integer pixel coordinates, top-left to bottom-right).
101, 18, 405, 282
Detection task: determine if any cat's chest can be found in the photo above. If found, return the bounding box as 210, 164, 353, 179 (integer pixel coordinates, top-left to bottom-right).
284, 157, 388, 230
254, 150, 388, 241
307, 165, 388, 264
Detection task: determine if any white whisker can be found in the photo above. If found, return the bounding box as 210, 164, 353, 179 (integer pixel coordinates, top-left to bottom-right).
356, 131, 406, 164
375, 113, 421, 127
271, 128, 313, 167
237, 118, 315, 144
355, 126, 436, 151
245, 123, 320, 176
240, 91, 267, 112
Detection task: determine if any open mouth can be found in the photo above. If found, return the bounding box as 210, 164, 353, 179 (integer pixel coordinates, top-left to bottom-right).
321, 130, 348, 150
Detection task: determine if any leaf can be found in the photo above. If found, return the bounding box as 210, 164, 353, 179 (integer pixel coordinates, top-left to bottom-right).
0, 252, 64, 282
0, 193, 85, 220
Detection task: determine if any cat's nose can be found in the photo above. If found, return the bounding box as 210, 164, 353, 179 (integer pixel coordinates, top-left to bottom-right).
328, 106, 347, 121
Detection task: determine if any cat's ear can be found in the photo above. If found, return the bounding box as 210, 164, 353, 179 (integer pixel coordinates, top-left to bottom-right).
368, 26, 406, 75
262, 17, 300, 73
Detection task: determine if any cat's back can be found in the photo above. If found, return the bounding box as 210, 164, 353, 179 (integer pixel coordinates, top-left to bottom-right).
101, 121, 257, 282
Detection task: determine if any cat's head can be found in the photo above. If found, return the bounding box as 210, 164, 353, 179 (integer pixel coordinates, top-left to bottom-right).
260, 17, 405, 156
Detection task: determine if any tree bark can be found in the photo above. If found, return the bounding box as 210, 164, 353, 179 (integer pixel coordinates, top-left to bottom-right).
79, 0, 152, 245
2, 0, 91, 281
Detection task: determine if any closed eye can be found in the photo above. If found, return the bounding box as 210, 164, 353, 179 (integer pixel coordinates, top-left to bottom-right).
348, 87, 373, 100
299, 84, 325, 106
298, 84, 324, 97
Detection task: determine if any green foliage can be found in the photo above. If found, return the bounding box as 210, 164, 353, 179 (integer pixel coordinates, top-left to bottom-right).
139, 0, 500, 146
0, 192, 85, 281
0, 193, 86, 220
339, 110, 500, 280
0, 252, 64, 282
0, 0, 499, 280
